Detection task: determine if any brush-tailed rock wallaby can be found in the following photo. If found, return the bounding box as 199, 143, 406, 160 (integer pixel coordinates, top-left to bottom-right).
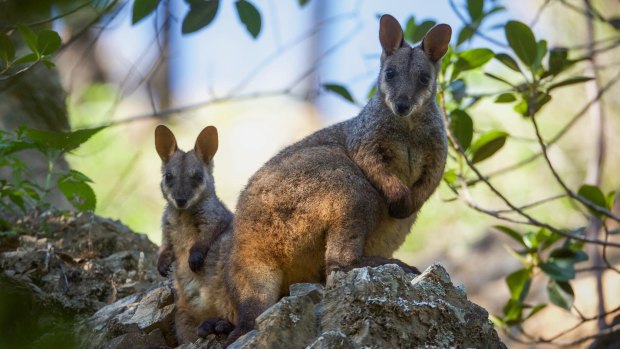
155, 125, 236, 344
225, 15, 451, 342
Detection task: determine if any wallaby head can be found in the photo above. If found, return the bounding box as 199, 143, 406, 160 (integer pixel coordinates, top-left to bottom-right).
155, 125, 219, 210
378, 14, 451, 117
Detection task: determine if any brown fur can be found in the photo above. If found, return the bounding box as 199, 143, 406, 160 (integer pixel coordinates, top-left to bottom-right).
225, 15, 452, 342
155, 125, 236, 345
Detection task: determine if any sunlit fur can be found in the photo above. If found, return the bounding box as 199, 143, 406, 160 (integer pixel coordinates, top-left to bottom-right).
224, 16, 451, 344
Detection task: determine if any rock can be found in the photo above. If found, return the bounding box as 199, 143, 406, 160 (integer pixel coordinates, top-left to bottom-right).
320, 264, 505, 349
227, 264, 505, 349
0, 211, 160, 314
83, 281, 177, 349
229, 295, 318, 349
306, 331, 354, 349
289, 283, 323, 304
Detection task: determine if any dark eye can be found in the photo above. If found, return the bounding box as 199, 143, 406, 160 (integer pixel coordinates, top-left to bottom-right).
164, 173, 173, 185
385, 68, 396, 80
418, 73, 431, 85
192, 173, 204, 184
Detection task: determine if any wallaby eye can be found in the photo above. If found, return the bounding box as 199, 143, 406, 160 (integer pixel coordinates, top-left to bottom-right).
418, 73, 431, 85
192, 173, 204, 184
385, 68, 396, 80
164, 173, 173, 185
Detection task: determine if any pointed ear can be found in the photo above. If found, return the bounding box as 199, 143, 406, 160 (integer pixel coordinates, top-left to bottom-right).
421, 24, 452, 62
379, 14, 404, 55
194, 126, 218, 165
155, 125, 177, 163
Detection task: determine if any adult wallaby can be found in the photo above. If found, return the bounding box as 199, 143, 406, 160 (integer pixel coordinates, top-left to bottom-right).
225, 15, 451, 342
155, 125, 236, 344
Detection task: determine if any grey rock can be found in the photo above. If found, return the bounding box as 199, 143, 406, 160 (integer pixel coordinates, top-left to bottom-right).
83, 281, 177, 348
290, 283, 324, 304
229, 295, 318, 349
306, 331, 354, 349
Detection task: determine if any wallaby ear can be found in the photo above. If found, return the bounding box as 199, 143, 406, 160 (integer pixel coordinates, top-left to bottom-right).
379, 14, 404, 55
194, 126, 218, 165
155, 125, 178, 163
421, 24, 452, 62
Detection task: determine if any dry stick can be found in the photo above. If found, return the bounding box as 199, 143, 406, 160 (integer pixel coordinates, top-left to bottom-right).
601, 224, 620, 274
530, 113, 620, 222
493, 194, 567, 214
583, 0, 608, 331
469, 70, 620, 186
506, 305, 620, 345
530, 0, 552, 27
447, 0, 509, 48
438, 90, 620, 247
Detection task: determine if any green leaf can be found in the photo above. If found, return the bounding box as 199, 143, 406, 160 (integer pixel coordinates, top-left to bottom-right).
548, 76, 594, 91
41, 58, 55, 69
484, 72, 515, 87
132, 0, 161, 24
20, 126, 105, 155
549, 248, 588, 264
467, 0, 484, 20
524, 304, 546, 320
449, 110, 473, 151
609, 229, 620, 235
533, 39, 547, 70
457, 26, 474, 46
502, 299, 523, 324
495, 53, 520, 72
495, 225, 526, 246
298, 0, 310, 6
504, 21, 537, 68
470, 130, 508, 164
547, 280, 574, 310
443, 169, 457, 185
506, 268, 531, 302
548, 47, 568, 75
182, 0, 220, 34
607, 191, 616, 210
578, 184, 607, 214
16, 24, 39, 56
13, 53, 39, 65
367, 85, 376, 100
540, 260, 574, 281
37, 30, 61, 56
523, 231, 539, 249
405, 19, 436, 44
324, 83, 354, 103
235, 0, 262, 39
0, 34, 15, 65
455, 48, 494, 71
495, 93, 516, 103
57, 172, 96, 212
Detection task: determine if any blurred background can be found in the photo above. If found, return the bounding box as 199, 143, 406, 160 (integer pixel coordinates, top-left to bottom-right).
1, 0, 620, 347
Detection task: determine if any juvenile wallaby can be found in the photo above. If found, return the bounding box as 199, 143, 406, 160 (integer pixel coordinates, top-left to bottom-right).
155, 125, 236, 344
225, 15, 451, 342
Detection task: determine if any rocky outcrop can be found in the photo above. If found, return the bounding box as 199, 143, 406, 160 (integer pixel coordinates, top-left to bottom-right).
0, 211, 504, 349
86, 263, 505, 349
0, 211, 160, 314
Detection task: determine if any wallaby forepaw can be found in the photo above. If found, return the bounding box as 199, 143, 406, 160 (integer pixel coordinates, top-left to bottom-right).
388, 191, 413, 219
224, 328, 248, 347
188, 250, 206, 272
157, 251, 173, 277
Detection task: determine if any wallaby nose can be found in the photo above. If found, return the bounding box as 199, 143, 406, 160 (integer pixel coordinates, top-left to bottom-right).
396, 103, 409, 115
176, 198, 187, 208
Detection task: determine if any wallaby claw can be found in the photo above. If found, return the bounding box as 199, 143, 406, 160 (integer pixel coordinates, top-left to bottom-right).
197, 318, 234, 338
157, 251, 173, 277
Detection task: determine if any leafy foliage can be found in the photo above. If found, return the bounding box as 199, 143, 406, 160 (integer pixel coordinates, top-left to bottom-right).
0, 127, 102, 214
